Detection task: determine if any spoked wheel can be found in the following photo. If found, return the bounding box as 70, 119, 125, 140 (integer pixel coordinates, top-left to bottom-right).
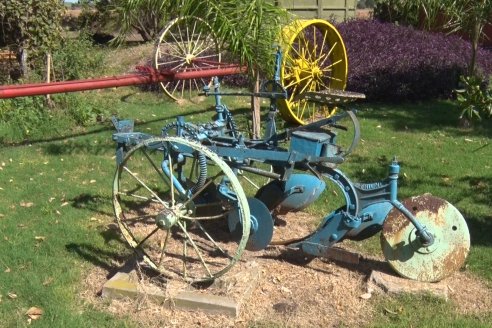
278, 19, 348, 125
113, 137, 250, 282
154, 16, 221, 102
381, 195, 470, 282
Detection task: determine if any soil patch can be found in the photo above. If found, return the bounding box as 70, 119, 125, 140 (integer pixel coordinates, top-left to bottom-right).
81, 217, 492, 327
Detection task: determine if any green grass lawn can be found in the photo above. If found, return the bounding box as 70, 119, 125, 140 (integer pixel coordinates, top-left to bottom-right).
0, 89, 490, 327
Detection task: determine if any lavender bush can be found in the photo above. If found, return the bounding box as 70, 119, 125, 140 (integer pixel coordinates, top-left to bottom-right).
336, 20, 492, 101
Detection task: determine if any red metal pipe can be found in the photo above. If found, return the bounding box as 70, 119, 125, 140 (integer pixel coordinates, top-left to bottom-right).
0, 65, 246, 99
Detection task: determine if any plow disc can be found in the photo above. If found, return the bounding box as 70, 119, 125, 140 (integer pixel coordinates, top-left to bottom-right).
381, 195, 470, 282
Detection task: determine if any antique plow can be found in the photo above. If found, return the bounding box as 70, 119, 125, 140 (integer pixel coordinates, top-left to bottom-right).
111, 49, 470, 283
0, 20, 470, 284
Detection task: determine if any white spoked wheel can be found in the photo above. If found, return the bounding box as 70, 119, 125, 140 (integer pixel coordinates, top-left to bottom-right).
154, 16, 222, 101
113, 137, 250, 282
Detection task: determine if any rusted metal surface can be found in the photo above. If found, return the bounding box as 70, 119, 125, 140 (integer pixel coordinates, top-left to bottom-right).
381, 194, 470, 282
0, 65, 246, 99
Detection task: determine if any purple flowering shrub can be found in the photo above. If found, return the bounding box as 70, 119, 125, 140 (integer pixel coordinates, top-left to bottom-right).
336, 20, 492, 101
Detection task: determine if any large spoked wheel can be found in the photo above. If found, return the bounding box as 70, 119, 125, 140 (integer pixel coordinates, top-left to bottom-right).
113, 137, 250, 282
278, 19, 348, 125
381, 195, 470, 282
154, 16, 221, 102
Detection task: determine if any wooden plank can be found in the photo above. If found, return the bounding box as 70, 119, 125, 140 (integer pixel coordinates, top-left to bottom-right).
0, 51, 15, 61
275, 0, 356, 21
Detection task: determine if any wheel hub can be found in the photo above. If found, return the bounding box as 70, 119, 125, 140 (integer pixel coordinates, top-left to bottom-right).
292, 58, 323, 90
156, 209, 179, 230
311, 66, 322, 80
185, 53, 195, 65
408, 228, 438, 254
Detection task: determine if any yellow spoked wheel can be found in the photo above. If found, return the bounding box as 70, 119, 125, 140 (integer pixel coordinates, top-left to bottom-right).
154, 16, 221, 102
278, 19, 348, 125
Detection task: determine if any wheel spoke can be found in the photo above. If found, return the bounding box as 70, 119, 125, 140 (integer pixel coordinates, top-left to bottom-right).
193, 42, 215, 58
142, 149, 168, 184
171, 79, 182, 95
175, 22, 186, 50
123, 166, 168, 207
239, 173, 260, 190
116, 191, 154, 202
191, 62, 208, 91
167, 30, 187, 55
158, 230, 170, 265
284, 74, 311, 89
181, 213, 227, 220
320, 42, 337, 67
160, 42, 184, 59
177, 220, 213, 278
312, 25, 317, 58
167, 153, 176, 207
181, 171, 224, 208
136, 226, 160, 248
120, 213, 155, 223
186, 22, 191, 54
156, 57, 183, 67
322, 58, 343, 71
190, 19, 199, 53
194, 220, 231, 258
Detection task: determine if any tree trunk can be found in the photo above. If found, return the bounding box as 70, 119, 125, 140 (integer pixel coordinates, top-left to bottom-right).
251, 71, 261, 139
17, 47, 28, 78
135, 25, 152, 42
469, 21, 481, 75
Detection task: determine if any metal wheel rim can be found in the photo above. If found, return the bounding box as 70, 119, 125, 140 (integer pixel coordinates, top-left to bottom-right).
278, 19, 348, 125
154, 16, 221, 101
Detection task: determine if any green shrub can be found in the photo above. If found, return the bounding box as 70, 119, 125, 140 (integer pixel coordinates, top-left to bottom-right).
0, 32, 110, 143
0, 93, 110, 143
0, 97, 51, 142
456, 75, 492, 120
62, 93, 109, 126
52, 32, 105, 80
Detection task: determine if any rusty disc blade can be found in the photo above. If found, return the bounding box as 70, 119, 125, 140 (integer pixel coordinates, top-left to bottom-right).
381, 194, 470, 282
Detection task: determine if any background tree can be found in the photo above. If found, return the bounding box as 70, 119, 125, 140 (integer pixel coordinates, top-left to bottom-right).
86, 0, 289, 77
80, 0, 174, 42
445, 0, 492, 75
0, 0, 64, 77
375, 0, 492, 75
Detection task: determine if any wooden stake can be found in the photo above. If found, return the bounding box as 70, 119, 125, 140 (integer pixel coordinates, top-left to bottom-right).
251, 71, 261, 139
46, 53, 54, 108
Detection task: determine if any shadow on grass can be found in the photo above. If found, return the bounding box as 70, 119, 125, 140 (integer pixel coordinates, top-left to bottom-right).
459, 175, 492, 209
66, 242, 132, 275
463, 213, 492, 248
42, 139, 116, 156
356, 101, 491, 138
70, 193, 114, 217
2, 105, 214, 148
